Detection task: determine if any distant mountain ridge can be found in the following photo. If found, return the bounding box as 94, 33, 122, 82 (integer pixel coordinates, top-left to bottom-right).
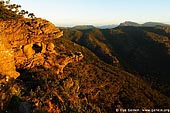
142, 22, 170, 27
61, 26, 170, 98
120, 21, 170, 27
72, 25, 95, 30
96, 24, 117, 29
119, 21, 140, 26
58, 21, 170, 29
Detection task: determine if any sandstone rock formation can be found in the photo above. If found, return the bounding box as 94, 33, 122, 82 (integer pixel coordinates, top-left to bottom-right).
0, 18, 83, 80
0, 18, 63, 69
47, 51, 83, 75
0, 18, 83, 112
0, 38, 19, 80
0, 18, 61, 80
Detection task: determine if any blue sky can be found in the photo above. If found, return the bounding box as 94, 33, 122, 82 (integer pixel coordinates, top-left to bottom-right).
11, 0, 170, 26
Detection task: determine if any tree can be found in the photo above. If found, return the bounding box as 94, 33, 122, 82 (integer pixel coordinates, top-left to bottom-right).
0, 0, 35, 20
28, 13, 35, 19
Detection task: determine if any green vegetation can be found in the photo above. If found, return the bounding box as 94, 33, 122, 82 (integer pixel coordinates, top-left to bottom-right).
0, 0, 35, 19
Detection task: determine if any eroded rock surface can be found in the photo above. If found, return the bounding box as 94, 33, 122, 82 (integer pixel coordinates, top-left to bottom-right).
0, 38, 19, 79
0, 18, 83, 112
0, 18, 83, 79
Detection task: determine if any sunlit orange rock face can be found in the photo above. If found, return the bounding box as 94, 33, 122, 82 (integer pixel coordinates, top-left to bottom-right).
0, 18, 83, 80
0, 18, 83, 112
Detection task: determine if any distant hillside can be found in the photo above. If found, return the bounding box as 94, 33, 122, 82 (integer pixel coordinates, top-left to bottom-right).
119, 21, 140, 27
61, 26, 170, 97
72, 25, 95, 30
55, 38, 170, 111
96, 24, 117, 29
70, 24, 117, 30
142, 22, 170, 27
119, 21, 170, 27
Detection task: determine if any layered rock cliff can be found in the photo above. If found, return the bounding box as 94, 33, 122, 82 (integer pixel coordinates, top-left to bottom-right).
0, 18, 83, 112
0, 18, 83, 78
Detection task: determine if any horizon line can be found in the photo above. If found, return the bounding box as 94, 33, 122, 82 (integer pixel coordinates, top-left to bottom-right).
54, 21, 170, 27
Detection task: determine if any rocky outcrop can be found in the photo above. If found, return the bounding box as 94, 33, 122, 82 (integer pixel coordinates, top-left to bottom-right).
0, 18, 83, 80
0, 18, 62, 79
44, 51, 83, 75
0, 18, 83, 112
0, 38, 19, 79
